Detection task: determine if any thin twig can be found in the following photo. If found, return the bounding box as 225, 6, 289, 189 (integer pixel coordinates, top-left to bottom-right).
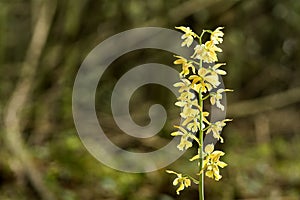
3, 0, 57, 200
227, 87, 300, 117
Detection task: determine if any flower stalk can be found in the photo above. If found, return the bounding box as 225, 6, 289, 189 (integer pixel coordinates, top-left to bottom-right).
167, 26, 232, 200
198, 83, 204, 200
198, 47, 204, 199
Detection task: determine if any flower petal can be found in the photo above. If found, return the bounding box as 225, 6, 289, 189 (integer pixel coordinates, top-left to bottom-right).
205, 144, 214, 154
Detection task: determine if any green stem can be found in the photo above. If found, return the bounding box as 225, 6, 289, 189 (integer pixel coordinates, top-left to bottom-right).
202, 94, 210, 101
199, 30, 205, 44
185, 174, 199, 185
202, 125, 211, 132
197, 33, 206, 200
198, 59, 204, 200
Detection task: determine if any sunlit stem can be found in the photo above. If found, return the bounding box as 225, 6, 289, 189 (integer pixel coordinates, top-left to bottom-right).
199, 31, 207, 69
199, 30, 207, 44
185, 174, 199, 185
202, 125, 210, 132
198, 58, 204, 200
202, 95, 210, 101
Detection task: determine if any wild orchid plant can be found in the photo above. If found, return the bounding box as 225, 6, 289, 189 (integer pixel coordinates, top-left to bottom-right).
166, 26, 232, 200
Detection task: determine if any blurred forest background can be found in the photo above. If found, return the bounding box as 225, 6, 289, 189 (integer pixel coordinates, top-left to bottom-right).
1, 0, 300, 199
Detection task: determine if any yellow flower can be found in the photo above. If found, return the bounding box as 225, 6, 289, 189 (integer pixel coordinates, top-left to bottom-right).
206, 122, 223, 142
192, 41, 222, 63
175, 98, 198, 109
176, 99, 200, 119
189, 68, 220, 93
175, 26, 198, 47
186, 118, 199, 133
173, 78, 201, 125
178, 91, 195, 101
206, 119, 232, 143
211, 27, 224, 44
210, 89, 224, 111
174, 55, 196, 77
208, 63, 227, 76
201, 144, 227, 181
166, 170, 191, 195
180, 105, 199, 119
202, 111, 210, 124
204, 143, 215, 154
181, 111, 208, 133
174, 78, 196, 101
173, 78, 191, 93
210, 89, 233, 111
171, 125, 193, 150
178, 134, 193, 151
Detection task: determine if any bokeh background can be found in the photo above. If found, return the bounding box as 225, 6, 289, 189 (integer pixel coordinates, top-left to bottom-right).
1, 0, 300, 199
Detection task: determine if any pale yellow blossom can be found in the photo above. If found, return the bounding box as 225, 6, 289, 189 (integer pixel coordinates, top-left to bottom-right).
189, 68, 220, 93
190, 144, 227, 181
209, 63, 227, 76
206, 119, 232, 143
174, 55, 196, 77
177, 90, 195, 101
175, 26, 198, 47
210, 89, 233, 111
191, 41, 222, 63
210, 89, 224, 111
168, 26, 230, 194
171, 125, 193, 150
166, 170, 191, 195
175, 96, 199, 119
186, 118, 199, 133
211, 27, 224, 44
180, 103, 200, 119
174, 79, 196, 101
202, 111, 210, 124
201, 144, 227, 181
178, 134, 193, 150
173, 78, 191, 93
182, 111, 208, 133
175, 98, 198, 109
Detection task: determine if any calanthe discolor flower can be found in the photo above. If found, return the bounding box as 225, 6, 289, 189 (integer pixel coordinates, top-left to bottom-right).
167, 26, 232, 199
166, 170, 192, 195
210, 27, 224, 44
174, 55, 196, 77
206, 119, 232, 143
171, 125, 193, 150
192, 41, 222, 63
189, 67, 221, 93
175, 26, 198, 47
210, 89, 233, 111
202, 144, 227, 181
